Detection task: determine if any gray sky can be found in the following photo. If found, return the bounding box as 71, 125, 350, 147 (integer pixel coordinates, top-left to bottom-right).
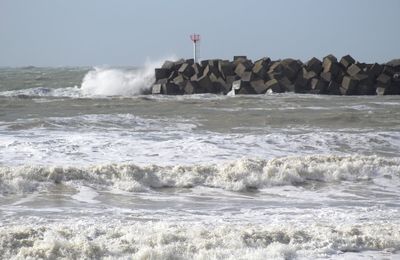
1, 0, 399, 66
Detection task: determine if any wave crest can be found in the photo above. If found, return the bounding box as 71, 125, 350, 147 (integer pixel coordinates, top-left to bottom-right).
1, 155, 399, 195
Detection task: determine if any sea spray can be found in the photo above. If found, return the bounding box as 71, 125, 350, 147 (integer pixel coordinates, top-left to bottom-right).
80, 57, 176, 96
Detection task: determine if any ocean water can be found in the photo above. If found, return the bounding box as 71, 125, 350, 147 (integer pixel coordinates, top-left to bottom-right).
0, 65, 400, 259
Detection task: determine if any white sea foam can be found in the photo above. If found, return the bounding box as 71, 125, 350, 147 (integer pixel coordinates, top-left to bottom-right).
80, 57, 176, 96
0, 218, 399, 259
0, 155, 399, 195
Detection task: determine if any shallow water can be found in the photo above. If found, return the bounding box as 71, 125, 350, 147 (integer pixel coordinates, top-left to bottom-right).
0, 67, 399, 259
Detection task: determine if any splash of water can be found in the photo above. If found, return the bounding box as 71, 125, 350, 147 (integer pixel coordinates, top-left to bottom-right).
80, 57, 176, 96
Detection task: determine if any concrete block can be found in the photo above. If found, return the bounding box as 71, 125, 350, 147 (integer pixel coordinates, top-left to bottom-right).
339, 55, 355, 68
353, 73, 369, 82
322, 57, 340, 75
152, 84, 162, 94
320, 72, 332, 82
250, 79, 268, 94
252, 58, 269, 78
155, 68, 170, 81
218, 61, 235, 78
184, 81, 200, 94
281, 59, 302, 80
241, 71, 254, 82
266, 79, 284, 93
234, 63, 248, 77
386, 59, 400, 67
267, 71, 284, 80
279, 77, 294, 92
162, 83, 181, 95
341, 76, 359, 95
310, 78, 327, 94
233, 56, 247, 61
156, 78, 168, 85
178, 63, 195, 79
377, 73, 391, 85
192, 63, 204, 76
383, 65, 396, 76
231, 80, 253, 94
197, 75, 214, 92
168, 70, 178, 80
294, 73, 311, 93
268, 61, 282, 72
347, 64, 362, 77
226, 75, 239, 86
323, 54, 338, 64
303, 68, 318, 80
306, 57, 323, 74
376, 86, 386, 95
327, 81, 342, 95
367, 63, 383, 77
358, 84, 376, 95
173, 74, 186, 87
216, 77, 230, 94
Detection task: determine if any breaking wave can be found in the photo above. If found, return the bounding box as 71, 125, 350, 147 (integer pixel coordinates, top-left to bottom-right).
1, 155, 399, 195
1, 219, 399, 259
80, 57, 176, 96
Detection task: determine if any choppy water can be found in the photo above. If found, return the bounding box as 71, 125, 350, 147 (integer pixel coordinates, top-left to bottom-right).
0, 67, 400, 259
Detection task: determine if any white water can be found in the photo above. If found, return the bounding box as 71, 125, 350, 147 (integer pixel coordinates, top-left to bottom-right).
80, 58, 176, 96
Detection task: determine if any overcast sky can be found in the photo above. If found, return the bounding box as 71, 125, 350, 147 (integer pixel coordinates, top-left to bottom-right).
1, 0, 399, 66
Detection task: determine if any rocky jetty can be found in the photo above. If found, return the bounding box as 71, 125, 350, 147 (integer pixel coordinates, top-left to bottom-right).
152, 55, 400, 95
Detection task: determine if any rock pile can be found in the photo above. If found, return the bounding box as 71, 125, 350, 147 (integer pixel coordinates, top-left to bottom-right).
152, 55, 400, 95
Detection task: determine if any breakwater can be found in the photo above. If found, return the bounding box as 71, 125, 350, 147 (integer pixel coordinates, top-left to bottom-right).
152, 55, 400, 95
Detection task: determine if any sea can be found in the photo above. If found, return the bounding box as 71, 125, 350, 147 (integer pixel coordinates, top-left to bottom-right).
0, 63, 399, 259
